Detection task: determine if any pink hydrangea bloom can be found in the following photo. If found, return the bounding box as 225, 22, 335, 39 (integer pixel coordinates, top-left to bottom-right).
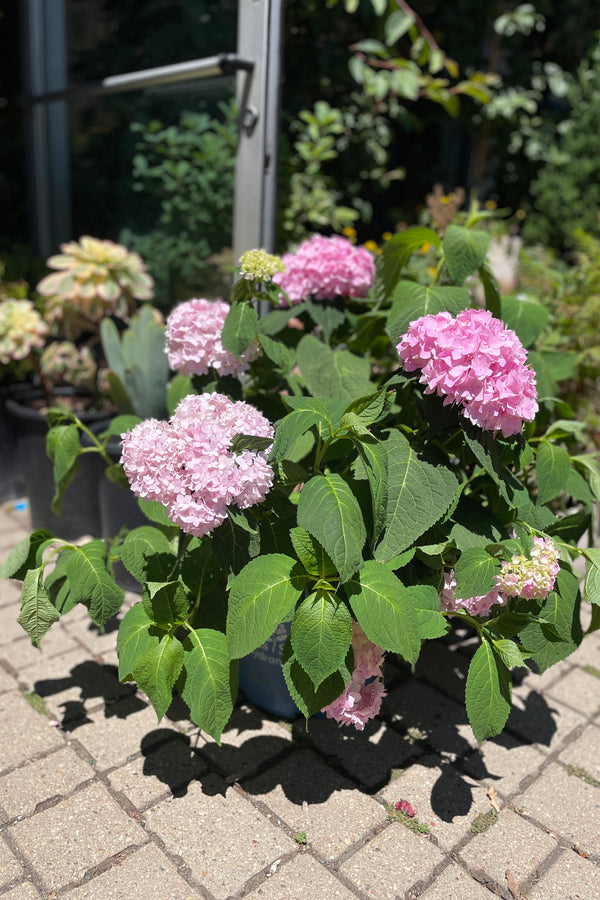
273, 234, 375, 307
165, 298, 253, 377
496, 537, 560, 600
396, 308, 538, 437
321, 623, 386, 730
121, 392, 274, 537
440, 570, 505, 618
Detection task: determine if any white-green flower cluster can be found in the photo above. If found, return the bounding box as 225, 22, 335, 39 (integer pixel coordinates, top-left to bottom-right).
239, 249, 284, 282
496, 537, 560, 600
0, 298, 49, 364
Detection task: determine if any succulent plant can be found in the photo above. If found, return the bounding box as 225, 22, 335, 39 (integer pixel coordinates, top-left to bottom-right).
37, 235, 155, 327
100, 304, 169, 419
39, 341, 97, 392
0, 298, 49, 365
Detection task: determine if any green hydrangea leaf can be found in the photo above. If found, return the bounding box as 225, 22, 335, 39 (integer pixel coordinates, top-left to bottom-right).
345, 560, 421, 662
17, 568, 61, 647
373, 430, 458, 562
65, 539, 125, 627
297, 473, 366, 583
131, 635, 185, 722
117, 602, 158, 681
179, 628, 233, 743
465, 640, 512, 743
227, 553, 307, 658
291, 591, 353, 688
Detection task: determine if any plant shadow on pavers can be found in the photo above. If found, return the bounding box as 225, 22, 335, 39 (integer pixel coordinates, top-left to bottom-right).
140, 728, 217, 798
32, 659, 143, 730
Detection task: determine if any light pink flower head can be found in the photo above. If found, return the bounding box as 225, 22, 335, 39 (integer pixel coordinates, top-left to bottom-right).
397, 308, 538, 437
120, 392, 274, 537
321, 622, 386, 730
440, 570, 505, 618
165, 298, 253, 377
273, 234, 375, 307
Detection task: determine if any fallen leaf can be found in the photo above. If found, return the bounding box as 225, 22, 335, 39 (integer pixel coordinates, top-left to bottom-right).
487, 785, 501, 812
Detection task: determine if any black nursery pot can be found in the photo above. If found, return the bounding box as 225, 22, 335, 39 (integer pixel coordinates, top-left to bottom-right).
5, 387, 109, 540
0, 384, 27, 502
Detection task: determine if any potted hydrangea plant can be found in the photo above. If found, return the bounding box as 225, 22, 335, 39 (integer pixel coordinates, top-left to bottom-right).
3, 221, 599, 746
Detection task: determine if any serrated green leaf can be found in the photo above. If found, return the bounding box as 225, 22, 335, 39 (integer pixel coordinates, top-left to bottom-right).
297, 473, 366, 583
229, 433, 274, 453
166, 373, 193, 415
296, 335, 373, 400
501, 296, 550, 348
257, 332, 296, 370
290, 527, 337, 578
211, 511, 261, 575
270, 407, 325, 464
345, 560, 421, 662
536, 441, 571, 505
0, 529, 54, 579
463, 424, 529, 506
281, 641, 351, 720
340, 387, 390, 432
291, 591, 352, 688
412, 584, 449, 639
65, 540, 125, 626
465, 640, 512, 743
142, 580, 189, 627
220, 300, 258, 361
582, 549, 600, 607
119, 526, 174, 583
303, 298, 347, 343
442, 225, 490, 286
179, 628, 233, 742
520, 568, 582, 672
227, 554, 307, 658
373, 430, 458, 562
356, 437, 388, 546
131, 635, 184, 722
16, 568, 61, 647
374, 227, 441, 304
453, 547, 501, 601
478, 262, 501, 318
386, 282, 470, 345
491, 637, 526, 669
134, 498, 167, 524
46, 423, 81, 515
117, 602, 159, 681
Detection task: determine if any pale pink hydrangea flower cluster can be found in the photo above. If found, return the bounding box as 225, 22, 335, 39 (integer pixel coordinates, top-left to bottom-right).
396, 308, 538, 437
165, 298, 253, 377
321, 623, 386, 730
496, 537, 560, 600
440, 571, 505, 618
273, 234, 375, 307
121, 392, 274, 537
441, 537, 560, 617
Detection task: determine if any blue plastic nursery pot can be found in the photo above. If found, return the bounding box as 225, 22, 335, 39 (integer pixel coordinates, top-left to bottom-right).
238, 621, 301, 719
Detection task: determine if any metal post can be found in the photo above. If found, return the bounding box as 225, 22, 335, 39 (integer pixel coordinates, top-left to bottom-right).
233, 0, 283, 262
22, 0, 71, 258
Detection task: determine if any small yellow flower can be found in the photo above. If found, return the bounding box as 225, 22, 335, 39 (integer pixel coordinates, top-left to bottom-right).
427, 266, 437, 278
485, 200, 498, 210
419, 243, 432, 255
382, 232, 392, 241
342, 227, 357, 243
364, 239, 380, 254
516, 209, 527, 220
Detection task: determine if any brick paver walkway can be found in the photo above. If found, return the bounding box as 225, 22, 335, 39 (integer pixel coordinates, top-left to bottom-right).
1, 502, 599, 899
